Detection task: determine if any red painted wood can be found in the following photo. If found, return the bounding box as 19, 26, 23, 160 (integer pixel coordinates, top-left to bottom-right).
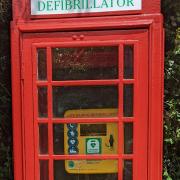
133, 31, 148, 180
32, 45, 39, 180
17, 15, 156, 32
118, 44, 123, 180
11, 23, 24, 180
45, 118, 119, 123
36, 79, 119, 86
148, 18, 164, 180
22, 35, 35, 180
38, 154, 133, 160
47, 47, 54, 180
22, 29, 148, 180
11, 14, 164, 180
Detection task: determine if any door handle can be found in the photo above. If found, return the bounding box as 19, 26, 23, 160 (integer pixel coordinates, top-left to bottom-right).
109, 134, 114, 148
105, 134, 114, 149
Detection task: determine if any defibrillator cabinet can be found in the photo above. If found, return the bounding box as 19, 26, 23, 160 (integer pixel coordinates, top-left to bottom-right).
11, 0, 164, 180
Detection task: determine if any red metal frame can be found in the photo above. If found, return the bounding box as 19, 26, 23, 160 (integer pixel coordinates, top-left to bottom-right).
11, 1, 164, 179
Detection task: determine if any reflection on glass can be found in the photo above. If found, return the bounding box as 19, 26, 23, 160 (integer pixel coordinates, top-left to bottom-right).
54, 160, 118, 180
124, 45, 134, 79
123, 85, 133, 117
53, 123, 118, 155
37, 49, 47, 80
39, 124, 48, 154
123, 160, 133, 180
53, 124, 64, 155
124, 123, 133, 154
52, 47, 118, 80
38, 87, 48, 118
40, 160, 49, 180
53, 86, 118, 118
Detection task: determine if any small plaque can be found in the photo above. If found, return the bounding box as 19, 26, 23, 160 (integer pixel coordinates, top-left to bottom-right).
86, 138, 101, 154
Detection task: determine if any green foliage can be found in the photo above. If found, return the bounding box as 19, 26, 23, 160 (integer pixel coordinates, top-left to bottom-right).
162, 0, 180, 179
0, 1, 12, 179
0, 0, 11, 23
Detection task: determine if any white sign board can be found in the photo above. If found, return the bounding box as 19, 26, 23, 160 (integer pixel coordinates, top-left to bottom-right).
31, 0, 142, 15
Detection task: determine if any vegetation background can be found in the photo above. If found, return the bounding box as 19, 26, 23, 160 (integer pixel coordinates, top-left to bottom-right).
0, 0, 179, 179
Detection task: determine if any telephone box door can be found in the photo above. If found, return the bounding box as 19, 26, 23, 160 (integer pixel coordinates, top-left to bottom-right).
22, 29, 148, 180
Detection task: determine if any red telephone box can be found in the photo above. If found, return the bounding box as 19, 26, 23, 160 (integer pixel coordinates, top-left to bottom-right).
11, 1, 164, 180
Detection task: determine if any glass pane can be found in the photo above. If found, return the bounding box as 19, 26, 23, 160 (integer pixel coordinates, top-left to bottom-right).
53, 123, 118, 155
52, 47, 118, 81
53, 124, 64, 155
124, 123, 133, 154
37, 48, 47, 80
124, 45, 134, 79
53, 86, 118, 118
39, 124, 48, 154
123, 160, 133, 180
38, 87, 48, 118
40, 160, 49, 180
54, 160, 118, 180
123, 84, 133, 117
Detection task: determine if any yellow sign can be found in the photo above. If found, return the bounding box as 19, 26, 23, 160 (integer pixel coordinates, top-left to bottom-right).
64, 108, 118, 174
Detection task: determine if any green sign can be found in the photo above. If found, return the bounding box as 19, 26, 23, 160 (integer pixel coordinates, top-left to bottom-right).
31, 0, 142, 15
86, 138, 102, 154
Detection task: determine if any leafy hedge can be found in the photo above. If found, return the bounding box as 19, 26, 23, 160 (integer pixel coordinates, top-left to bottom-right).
162, 0, 180, 179
0, 0, 179, 179
0, 0, 13, 179
163, 28, 180, 179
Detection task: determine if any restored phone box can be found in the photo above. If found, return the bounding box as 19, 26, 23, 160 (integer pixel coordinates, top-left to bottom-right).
11, 0, 164, 179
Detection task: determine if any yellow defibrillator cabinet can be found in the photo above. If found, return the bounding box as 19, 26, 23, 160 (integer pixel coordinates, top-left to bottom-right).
64, 109, 118, 174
